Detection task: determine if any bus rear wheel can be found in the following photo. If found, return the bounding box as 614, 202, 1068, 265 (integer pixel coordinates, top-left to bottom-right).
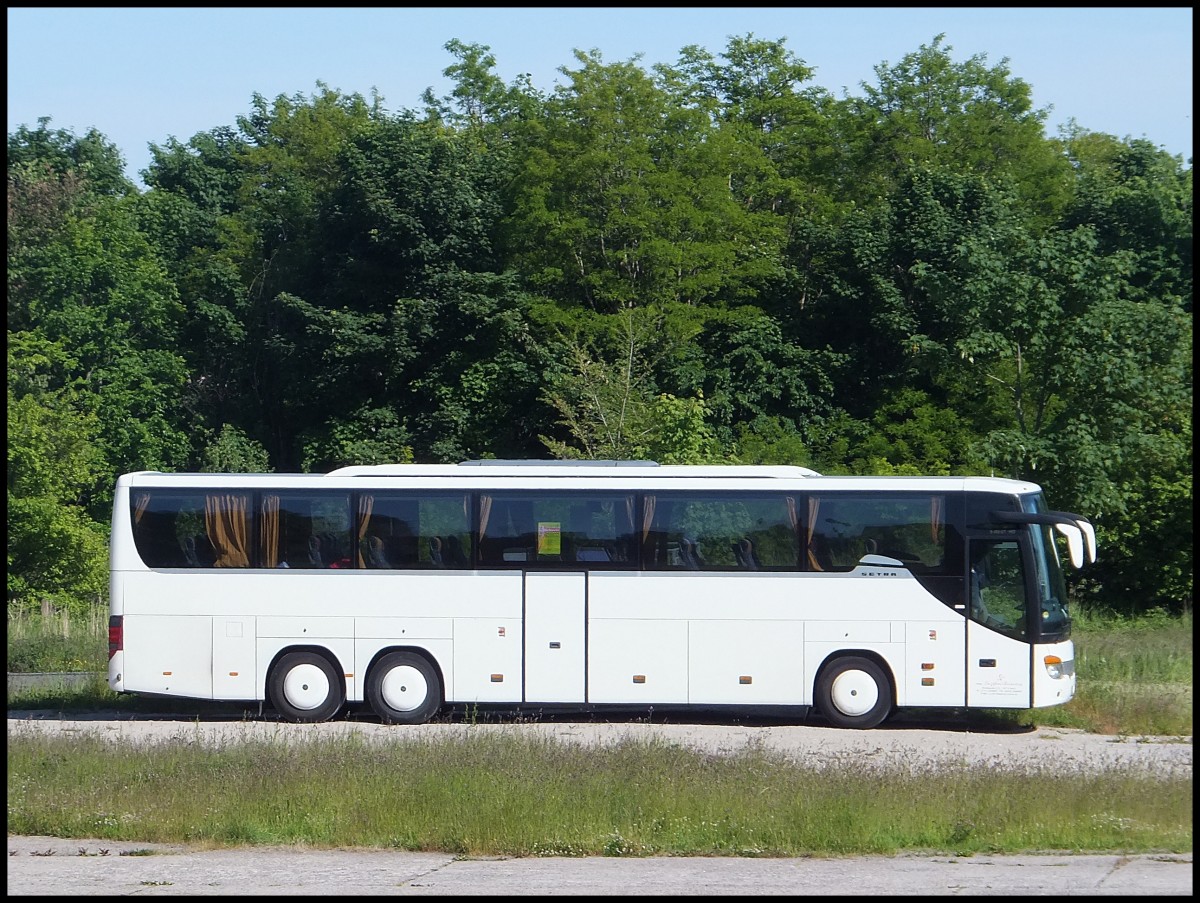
367, 651, 442, 725
816, 656, 892, 729
269, 651, 344, 723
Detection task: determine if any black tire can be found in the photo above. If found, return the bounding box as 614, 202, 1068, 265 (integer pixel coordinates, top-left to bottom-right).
268, 651, 344, 723
367, 651, 442, 725
815, 656, 892, 729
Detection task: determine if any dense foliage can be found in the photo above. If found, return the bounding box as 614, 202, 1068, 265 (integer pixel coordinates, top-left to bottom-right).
7, 35, 1192, 615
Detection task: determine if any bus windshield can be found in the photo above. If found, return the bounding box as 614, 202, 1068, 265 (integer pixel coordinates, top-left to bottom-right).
1024, 495, 1071, 640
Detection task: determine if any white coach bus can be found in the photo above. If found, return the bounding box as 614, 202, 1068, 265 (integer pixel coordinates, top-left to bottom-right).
107, 460, 1096, 728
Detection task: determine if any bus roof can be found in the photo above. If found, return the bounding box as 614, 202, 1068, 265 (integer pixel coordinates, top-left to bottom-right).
328, 462, 823, 479
118, 463, 1043, 495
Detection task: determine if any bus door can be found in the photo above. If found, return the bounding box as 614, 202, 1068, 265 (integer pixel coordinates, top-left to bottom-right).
965, 536, 1033, 708
523, 571, 587, 703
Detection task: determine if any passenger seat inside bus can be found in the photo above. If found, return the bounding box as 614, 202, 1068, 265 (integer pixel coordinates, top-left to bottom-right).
307, 534, 324, 567
733, 538, 760, 570
445, 534, 469, 567
679, 538, 704, 569
364, 534, 392, 568
181, 535, 200, 567
428, 536, 445, 567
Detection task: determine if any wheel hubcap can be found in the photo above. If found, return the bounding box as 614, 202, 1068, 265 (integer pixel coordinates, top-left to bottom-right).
381, 665, 428, 712
283, 663, 330, 710
830, 669, 879, 717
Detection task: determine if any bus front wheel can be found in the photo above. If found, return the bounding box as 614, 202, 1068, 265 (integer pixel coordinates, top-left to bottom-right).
367, 651, 442, 725
269, 651, 344, 723
816, 656, 892, 729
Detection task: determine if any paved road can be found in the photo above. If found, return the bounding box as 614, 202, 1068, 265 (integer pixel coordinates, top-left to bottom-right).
5, 835, 1192, 895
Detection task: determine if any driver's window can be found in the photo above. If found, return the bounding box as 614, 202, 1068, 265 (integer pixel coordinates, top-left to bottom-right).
968, 539, 1028, 638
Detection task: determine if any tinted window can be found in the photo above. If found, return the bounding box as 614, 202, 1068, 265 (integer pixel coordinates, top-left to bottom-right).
807, 494, 947, 574
260, 492, 352, 569
358, 492, 472, 569
131, 491, 252, 568
644, 493, 799, 570
478, 493, 636, 567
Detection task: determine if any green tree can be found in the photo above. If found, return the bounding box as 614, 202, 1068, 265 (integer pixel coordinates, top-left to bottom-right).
7, 337, 109, 611
678, 304, 842, 448
506, 48, 781, 311
1060, 134, 1192, 308
200, 424, 273, 473
7, 117, 135, 197
539, 310, 656, 460
539, 309, 724, 463
654, 34, 841, 226
139, 126, 256, 455
313, 115, 546, 463
842, 34, 1073, 220
9, 133, 191, 498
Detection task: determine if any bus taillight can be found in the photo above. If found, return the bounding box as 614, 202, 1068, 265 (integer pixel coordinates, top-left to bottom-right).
108, 615, 123, 659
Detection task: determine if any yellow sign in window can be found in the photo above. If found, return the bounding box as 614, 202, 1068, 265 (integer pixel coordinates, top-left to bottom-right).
537, 522, 561, 555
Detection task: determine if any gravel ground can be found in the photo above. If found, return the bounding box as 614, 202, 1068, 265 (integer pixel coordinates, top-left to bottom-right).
6, 709, 1193, 775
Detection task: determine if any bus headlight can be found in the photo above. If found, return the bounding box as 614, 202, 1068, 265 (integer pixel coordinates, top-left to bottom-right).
1044, 655, 1064, 679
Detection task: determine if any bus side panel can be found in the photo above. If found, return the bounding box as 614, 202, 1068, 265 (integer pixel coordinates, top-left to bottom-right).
355, 617, 453, 640
587, 572, 700, 705
452, 618, 523, 703
524, 572, 587, 704
123, 615, 213, 699
448, 571, 524, 704
966, 620, 1032, 707
212, 616, 256, 699
108, 567, 125, 692
587, 618, 689, 703
688, 620, 805, 705
355, 618, 454, 703
902, 620, 966, 707
803, 638, 904, 705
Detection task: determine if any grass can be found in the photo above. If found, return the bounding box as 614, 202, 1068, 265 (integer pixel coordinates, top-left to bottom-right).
5, 727, 1191, 857
1027, 607, 1193, 736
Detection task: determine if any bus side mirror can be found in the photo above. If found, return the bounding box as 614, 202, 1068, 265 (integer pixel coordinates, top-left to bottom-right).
1054, 523, 1085, 569
1078, 520, 1097, 563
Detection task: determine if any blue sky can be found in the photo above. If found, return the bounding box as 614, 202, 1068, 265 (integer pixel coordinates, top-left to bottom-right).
7, 7, 1193, 188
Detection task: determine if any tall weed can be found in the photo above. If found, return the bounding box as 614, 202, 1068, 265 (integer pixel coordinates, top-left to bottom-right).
6, 604, 108, 672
